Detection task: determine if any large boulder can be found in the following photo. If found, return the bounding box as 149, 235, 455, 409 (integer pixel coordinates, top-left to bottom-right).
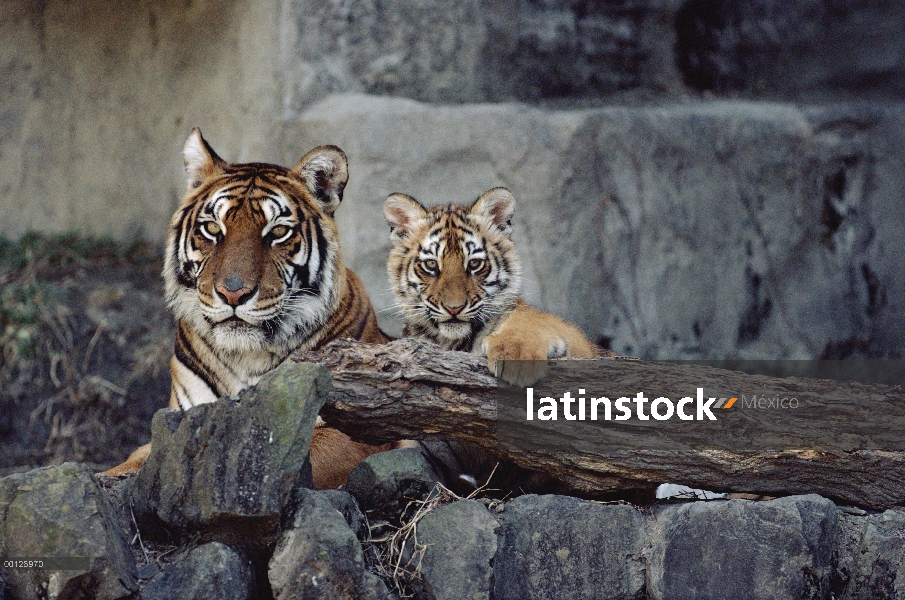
0, 1, 679, 246
268, 489, 388, 600
409, 499, 499, 600
140, 542, 255, 600
493, 494, 645, 600
0, 463, 137, 600
647, 494, 839, 600
130, 362, 330, 545
283, 95, 905, 361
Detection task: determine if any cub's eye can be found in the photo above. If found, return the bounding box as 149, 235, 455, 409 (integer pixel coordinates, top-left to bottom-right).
421, 259, 438, 272
468, 258, 485, 271
269, 225, 292, 241
200, 221, 221, 240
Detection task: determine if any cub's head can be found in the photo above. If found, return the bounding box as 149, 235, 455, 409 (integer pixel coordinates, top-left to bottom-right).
165, 128, 348, 354
384, 187, 522, 348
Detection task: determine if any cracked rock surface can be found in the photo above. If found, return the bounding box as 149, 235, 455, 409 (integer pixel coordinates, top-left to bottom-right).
129, 362, 330, 545
0, 463, 137, 600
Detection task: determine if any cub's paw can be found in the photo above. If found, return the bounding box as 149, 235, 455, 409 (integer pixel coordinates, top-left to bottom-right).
482, 333, 553, 387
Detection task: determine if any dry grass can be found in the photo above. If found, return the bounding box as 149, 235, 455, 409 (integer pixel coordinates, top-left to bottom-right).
364, 466, 506, 598
0, 232, 171, 472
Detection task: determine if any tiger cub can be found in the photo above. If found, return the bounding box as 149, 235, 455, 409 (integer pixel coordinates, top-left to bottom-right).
103, 128, 397, 488
384, 187, 604, 387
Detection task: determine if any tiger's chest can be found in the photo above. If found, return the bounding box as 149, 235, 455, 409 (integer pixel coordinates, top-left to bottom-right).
403, 315, 500, 355
171, 319, 293, 409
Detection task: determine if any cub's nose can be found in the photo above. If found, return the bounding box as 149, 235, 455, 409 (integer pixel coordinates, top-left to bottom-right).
216, 276, 255, 307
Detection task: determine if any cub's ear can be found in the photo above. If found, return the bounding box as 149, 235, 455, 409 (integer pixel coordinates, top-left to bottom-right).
182, 128, 226, 192
294, 145, 349, 215
384, 193, 427, 246
471, 187, 515, 237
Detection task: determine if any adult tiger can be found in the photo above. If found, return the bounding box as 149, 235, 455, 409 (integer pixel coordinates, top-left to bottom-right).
104, 128, 395, 488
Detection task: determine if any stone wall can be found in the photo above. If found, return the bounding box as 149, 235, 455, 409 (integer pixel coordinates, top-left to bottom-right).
2, 363, 902, 600
3, 0, 905, 357
5, 460, 902, 599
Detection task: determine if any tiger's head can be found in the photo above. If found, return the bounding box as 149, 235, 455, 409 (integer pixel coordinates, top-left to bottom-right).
165, 128, 349, 355
384, 187, 522, 349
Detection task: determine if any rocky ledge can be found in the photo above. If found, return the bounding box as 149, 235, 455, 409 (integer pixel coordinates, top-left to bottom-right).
1, 362, 903, 600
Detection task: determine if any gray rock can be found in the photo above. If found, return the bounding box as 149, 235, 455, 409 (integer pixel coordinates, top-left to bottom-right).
135, 563, 159, 582
130, 362, 330, 545
0, 463, 137, 600
493, 494, 645, 600
279, 0, 681, 108
647, 494, 839, 600
268, 489, 388, 600
318, 489, 369, 540
140, 542, 254, 600
835, 508, 905, 599
346, 448, 439, 517
410, 499, 498, 600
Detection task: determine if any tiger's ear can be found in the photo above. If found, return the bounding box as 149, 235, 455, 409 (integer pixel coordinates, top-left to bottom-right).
294, 145, 349, 215
384, 193, 427, 246
182, 128, 226, 192
471, 187, 515, 237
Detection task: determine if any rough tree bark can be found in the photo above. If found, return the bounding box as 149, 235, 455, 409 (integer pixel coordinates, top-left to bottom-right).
294, 339, 905, 510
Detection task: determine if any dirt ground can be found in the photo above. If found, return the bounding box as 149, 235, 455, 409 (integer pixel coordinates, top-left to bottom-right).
0, 234, 174, 475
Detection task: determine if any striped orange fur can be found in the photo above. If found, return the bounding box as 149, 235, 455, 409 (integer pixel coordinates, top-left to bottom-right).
385, 187, 605, 386
103, 129, 393, 486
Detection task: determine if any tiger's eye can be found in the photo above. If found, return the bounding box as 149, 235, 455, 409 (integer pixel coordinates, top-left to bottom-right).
468, 258, 484, 270
423, 259, 438, 271
270, 225, 291, 240
201, 222, 221, 238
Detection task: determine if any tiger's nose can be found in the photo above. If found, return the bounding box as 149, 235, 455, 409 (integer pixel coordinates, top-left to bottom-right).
444, 302, 465, 316
216, 277, 255, 307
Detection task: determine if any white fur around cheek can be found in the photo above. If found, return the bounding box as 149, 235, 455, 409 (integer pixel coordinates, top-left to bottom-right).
166, 288, 199, 322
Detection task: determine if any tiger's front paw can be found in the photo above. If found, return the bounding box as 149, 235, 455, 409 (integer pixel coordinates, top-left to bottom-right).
482, 333, 549, 387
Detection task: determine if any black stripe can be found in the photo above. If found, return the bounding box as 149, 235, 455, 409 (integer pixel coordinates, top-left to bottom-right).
349, 307, 370, 340
312, 220, 329, 289
177, 261, 197, 288
261, 317, 280, 341
290, 222, 314, 294
174, 324, 222, 397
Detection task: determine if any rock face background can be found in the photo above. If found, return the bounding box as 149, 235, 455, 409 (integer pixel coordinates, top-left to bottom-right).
3, 0, 905, 358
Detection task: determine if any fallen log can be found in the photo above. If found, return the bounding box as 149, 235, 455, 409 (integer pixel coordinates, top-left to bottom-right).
294, 338, 905, 510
